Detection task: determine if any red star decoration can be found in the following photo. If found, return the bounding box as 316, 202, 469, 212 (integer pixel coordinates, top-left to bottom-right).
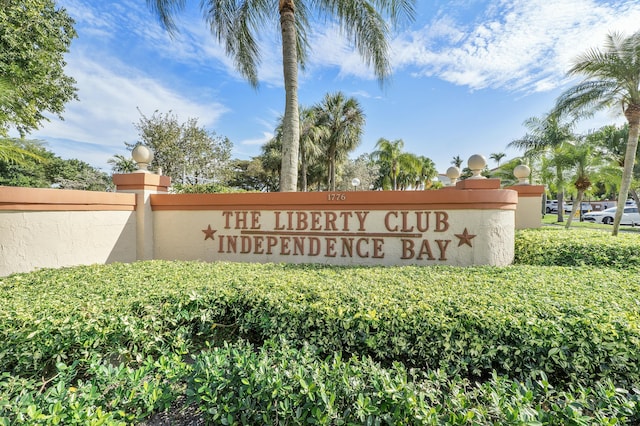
202, 225, 216, 240
455, 228, 476, 247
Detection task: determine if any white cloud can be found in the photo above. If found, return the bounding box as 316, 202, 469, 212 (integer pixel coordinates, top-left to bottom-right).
392, 0, 640, 92
240, 131, 274, 146
33, 52, 228, 168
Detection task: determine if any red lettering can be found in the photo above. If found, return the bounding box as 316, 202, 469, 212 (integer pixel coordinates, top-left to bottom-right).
251, 211, 261, 229
401, 211, 414, 232
416, 212, 430, 232
310, 212, 322, 230
435, 239, 450, 260
266, 236, 278, 254
401, 239, 414, 259
435, 212, 449, 232
325, 212, 338, 231
226, 235, 237, 253
372, 238, 384, 258
355, 211, 369, 231
293, 237, 305, 255
384, 211, 398, 232
235, 211, 247, 229
339, 211, 352, 231
416, 240, 435, 260
341, 238, 353, 257
308, 237, 321, 256
274, 212, 284, 230
325, 237, 337, 257
240, 236, 251, 253
222, 211, 233, 229
356, 238, 370, 258
280, 236, 291, 255
253, 236, 264, 254
296, 212, 308, 230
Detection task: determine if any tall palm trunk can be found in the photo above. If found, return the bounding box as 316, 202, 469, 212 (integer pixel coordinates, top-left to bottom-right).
556, 164, 565, 223
279, 0, 299, 192
565, 191, 583, 228
300, 143, 308, 192
328, 146, 337, 191
613, 105, 640, 235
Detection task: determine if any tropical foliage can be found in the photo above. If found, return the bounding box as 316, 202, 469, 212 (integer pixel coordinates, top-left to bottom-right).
0, 139, 110, 190
145, 0, 416, 191
0, 0, 77, 136
553, 30, 640, 235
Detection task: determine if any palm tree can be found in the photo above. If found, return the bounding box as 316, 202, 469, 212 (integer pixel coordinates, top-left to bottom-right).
298, 106, 326, 192
416, 155, 437, 189
508, 114, 575, 222
563, 138, 601, 228
314, 92, 364, 191
489, 152, 506, 166
552, 30, 640, 235
146, 1, 415, 192
373, 138, 404, 190
451, 155, 463, 168
107, 154, 137, 174
0, 138, 47, 166
395, 152, 422, 190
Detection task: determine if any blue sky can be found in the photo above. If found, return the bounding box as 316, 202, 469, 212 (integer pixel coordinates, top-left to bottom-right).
31, 0, 640, 175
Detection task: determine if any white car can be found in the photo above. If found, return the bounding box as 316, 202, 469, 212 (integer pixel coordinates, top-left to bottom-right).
582, 206, 640, 225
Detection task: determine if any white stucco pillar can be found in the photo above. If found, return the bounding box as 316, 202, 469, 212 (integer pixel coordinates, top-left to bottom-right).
113, 173, 170, 260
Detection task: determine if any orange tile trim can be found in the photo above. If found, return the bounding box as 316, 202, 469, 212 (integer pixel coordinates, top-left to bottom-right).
151, 189, 518, 211
506, 185, 545, 197
112, 173, 171, 192
0, 186, 136, 211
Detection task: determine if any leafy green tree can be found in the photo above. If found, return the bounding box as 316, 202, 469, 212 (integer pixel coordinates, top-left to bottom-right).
336, 153, 379, 191
227, 158, 277, 192
129, 110, 233, 185
47, 158, 111, 191
0, 139, 52, 187
0, 139, 110, 190
553, 30, 640, 235
509, 114, 575, 222
146, 0, 415, 192
451, 155, 463, 168
0, 138, 47, 166
0, 0, 77, 136
314, 92, 365, 192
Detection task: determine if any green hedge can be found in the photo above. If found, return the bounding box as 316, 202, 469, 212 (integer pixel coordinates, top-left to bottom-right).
2, 227, 640, 424
2, 262, 639, 388
515, 227, 640, 267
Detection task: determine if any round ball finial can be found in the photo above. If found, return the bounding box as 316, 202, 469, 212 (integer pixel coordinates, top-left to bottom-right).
132, 144, 154, 173
513, 164, 531, 184
467, 154, 487, 179
446, 166, 461, 185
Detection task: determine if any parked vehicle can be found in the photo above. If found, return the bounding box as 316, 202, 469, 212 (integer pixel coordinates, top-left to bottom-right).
545, 200, 557, 213
549, 203, 572, 214
566, 202, 592, 213
582, 206, 640, 225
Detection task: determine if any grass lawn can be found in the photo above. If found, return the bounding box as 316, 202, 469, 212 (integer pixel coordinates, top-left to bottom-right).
542, 213, 640, 233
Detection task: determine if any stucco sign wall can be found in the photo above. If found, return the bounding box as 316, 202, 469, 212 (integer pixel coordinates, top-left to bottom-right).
152, 188, 517, 266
